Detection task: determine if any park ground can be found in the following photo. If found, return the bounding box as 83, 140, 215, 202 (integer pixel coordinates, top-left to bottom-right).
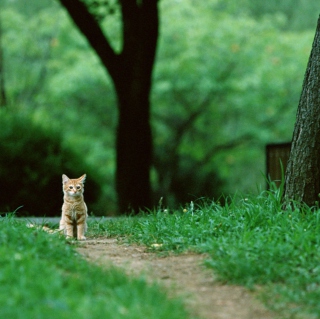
77, 237, 274, 319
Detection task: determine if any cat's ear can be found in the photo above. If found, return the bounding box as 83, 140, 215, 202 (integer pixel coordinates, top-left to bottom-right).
79, 174, 86, 183
62, 174, 69, 184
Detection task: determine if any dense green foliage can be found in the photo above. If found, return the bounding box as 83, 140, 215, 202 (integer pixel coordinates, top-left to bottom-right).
0, 110, 101, 216
100, 190, 320, 317
0, 215, 190, 319
1, 0, 319, 212
236, 0, 319, 30
153, 0, 314, 200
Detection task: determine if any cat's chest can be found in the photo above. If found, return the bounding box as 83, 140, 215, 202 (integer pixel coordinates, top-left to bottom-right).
63, 199, 86, 217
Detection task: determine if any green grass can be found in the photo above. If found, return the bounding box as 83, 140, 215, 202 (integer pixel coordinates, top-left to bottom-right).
91, 190, 320, 318
0, 215, 191, 319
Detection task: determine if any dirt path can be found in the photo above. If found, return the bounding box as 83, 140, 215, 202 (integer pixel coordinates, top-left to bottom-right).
77, 238, 276, 319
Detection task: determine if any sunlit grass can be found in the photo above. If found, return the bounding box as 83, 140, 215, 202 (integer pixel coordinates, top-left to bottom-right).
93, 190, 320, 318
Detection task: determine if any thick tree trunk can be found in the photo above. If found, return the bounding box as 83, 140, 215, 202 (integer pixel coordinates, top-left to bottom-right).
0, 19, 6, 107
59, 0, 158, 214
114, 0, 158, 213
115, 81, 153, 213
283, 16, 320, 206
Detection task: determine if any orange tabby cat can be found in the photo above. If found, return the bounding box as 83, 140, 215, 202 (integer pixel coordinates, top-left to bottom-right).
59, 174, 88, 240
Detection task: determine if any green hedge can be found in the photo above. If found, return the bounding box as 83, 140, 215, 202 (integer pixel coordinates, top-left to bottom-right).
0, 111, 101, 216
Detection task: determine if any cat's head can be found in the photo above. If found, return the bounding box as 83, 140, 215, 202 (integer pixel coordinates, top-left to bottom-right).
62, 174, 86, 197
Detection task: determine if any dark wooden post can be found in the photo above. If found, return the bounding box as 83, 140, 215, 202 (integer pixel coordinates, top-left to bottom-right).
266, 143, 291, 188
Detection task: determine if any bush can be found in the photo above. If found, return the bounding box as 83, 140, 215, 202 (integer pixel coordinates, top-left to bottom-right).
0, 111, 101, 216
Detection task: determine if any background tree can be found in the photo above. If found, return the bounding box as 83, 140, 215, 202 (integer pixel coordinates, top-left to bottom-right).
151, 1, 313, 203
0, 19, 6, 107
58, 0, 159, 214
283, 16, 320, 207
1, 0, 318, 215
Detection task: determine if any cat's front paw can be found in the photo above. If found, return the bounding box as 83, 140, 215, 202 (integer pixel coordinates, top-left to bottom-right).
78, 236, 86, 241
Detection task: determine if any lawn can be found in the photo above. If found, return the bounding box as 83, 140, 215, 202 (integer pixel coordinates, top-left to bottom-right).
3, 187, 320, 318
0, 215, 190, 319
93, 189, 320, 318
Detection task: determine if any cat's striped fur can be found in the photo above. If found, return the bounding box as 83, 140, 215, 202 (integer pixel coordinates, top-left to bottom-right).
59, 174, 88, 240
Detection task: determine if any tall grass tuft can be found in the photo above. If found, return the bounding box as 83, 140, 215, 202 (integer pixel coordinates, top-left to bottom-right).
99, 190, 320, 317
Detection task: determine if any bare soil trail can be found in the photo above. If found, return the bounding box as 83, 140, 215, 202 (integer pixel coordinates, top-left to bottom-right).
77, 238, 276, 319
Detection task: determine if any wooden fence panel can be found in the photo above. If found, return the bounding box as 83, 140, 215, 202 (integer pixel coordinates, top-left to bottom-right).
266, 143, 291, 188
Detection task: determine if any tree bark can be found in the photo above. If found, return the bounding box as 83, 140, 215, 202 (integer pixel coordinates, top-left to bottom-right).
283, 15, 320, 207
0, 19, 6, 107
59, 0, 158, 213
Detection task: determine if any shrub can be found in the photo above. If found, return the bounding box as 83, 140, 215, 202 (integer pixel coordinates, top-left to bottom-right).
0, 111, 101, 216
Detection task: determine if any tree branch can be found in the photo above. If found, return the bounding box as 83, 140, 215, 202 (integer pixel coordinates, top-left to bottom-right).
58, 0, 120, 78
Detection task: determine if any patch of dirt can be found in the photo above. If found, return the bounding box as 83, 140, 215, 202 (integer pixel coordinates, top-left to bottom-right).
77, 238, 276, 319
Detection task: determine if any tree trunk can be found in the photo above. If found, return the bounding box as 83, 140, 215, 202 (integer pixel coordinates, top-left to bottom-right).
283, 15, 320, 207
59, 0, 158, 214
113, 1, 158, 213
0, 19, 6, 107
115, 80, 153, 213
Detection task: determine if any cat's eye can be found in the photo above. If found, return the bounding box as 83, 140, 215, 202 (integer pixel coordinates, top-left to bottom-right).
76, 186, 81, 190
69, 186, 73, 190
